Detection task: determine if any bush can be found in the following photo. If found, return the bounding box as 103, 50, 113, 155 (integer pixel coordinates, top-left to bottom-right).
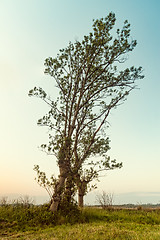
0, 198, 83, 232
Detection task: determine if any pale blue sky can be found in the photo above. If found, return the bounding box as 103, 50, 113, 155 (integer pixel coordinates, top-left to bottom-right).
0, 0, 160, 204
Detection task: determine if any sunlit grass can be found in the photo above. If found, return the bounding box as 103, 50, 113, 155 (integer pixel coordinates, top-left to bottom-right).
1, 201, 160, 239
4, 222, 160, 240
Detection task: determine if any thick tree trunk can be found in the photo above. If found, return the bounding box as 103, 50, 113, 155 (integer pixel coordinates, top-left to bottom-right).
78, 188, 84, 208
76, 174, 87, 208
50, 168, 66, 212
64, 176, 74, 203
50, 198, 59, 212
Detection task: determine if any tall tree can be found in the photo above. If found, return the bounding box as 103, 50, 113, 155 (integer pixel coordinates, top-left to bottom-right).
29, 12, 143, 212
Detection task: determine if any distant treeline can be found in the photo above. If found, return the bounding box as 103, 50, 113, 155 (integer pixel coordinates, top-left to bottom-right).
87, 204, 160, 209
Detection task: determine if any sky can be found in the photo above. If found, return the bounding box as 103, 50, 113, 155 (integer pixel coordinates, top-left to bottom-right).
0, 0, 160, 205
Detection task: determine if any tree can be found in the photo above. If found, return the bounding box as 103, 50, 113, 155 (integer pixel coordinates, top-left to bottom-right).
76, 156, 122, 208
29, 12, 143, 212
96, 191, 114, 209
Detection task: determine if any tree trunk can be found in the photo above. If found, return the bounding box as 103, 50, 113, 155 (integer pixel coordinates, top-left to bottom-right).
64, 176, 74, 203
50, 168, 66, 212
78, 188, 84, 208
76, 174, 87, 208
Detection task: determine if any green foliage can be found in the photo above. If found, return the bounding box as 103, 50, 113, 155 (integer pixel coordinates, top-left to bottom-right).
0, 200, 83, 233
33, 165, 57, 200
57, 199, 82, 224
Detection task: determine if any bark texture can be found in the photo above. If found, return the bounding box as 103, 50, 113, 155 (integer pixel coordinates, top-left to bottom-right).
78, 187, 84, 208
50, 168, 66, 212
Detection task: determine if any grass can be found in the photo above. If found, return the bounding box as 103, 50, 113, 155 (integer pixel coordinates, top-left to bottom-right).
1, 203, 160, 239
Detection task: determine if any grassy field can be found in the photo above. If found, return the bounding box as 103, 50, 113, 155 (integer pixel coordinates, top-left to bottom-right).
1, 203, 160, 239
